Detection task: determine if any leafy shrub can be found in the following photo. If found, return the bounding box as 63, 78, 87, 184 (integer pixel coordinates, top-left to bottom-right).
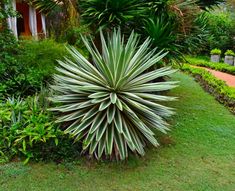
141, 3, 211, 59
0, 91, 82, 164
225, 49, 235, 56
180, 13, 210, 55
0, 29, 23, 98
0, 29, 19, 66
59, 24, 90, 56
204, 12, 235, 52
0, 39, 68, 99
17, 39, 68, 82
50, 29, 177, 160
0, 0, 18, 20
143, 16, 183, 63
0, 94, 61, 163
210, 48, 221, 55
61, 24, 90, 46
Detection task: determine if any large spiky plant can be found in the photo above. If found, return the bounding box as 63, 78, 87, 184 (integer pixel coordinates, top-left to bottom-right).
50, 29, 178, 160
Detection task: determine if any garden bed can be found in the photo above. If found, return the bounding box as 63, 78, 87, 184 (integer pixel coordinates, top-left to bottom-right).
186, 56, 235, 75
181, 64, 235, 114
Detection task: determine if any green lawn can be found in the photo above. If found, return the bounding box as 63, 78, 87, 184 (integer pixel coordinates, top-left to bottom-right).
1, 72, 235, 191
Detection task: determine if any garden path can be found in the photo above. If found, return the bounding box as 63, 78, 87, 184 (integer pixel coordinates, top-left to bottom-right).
194, 66, 235, 87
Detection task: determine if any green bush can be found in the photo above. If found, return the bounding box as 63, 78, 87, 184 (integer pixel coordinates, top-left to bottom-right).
0, 94, 59, 163
143, 16, 183, 63
0, 0, 18, 20
0, 29, 19, 66
50, 29, 177, 160
0, 39, 68, 99
225, 49, 235, 56
205, 12, 235, 52
0, 92, 81, 164
17, 39, 68, 81
178, 12, 210, 55
210, 48, 221, 55
61, 25, 90, 46
59, 24, 90, 56
186, 56, 235, 75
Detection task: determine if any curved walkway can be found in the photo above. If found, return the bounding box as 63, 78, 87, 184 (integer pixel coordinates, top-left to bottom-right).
194, 66, 235, 87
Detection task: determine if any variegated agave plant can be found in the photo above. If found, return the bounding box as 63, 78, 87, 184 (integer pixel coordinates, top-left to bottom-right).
50, 29, 178, 160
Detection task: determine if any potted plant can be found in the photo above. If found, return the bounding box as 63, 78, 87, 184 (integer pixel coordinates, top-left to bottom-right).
224, 50, 235, 66
210, 48, 221, 63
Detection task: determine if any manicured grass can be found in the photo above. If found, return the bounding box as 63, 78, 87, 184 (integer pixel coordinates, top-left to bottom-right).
1, 72, 235, 191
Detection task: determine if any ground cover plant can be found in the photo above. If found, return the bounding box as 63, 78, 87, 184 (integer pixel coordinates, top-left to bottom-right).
186, 56, 235, 75
0, 91, 82, 164
0, 72, 235, 190
50, 30, 178, 160
0, 94, 60, 163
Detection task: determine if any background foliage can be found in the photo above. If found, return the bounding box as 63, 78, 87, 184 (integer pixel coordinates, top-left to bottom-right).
0, 91, 82, 164
204, 11, 235, 52
0, 33, 68, 99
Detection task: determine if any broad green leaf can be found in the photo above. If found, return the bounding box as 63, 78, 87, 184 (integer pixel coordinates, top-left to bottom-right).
107, 104, 116, 124
90, 112, 106, 134
110, 92, 117, 104
114, 109, 123, 133
106, 123, 114, 155
99, 99, 111, 111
